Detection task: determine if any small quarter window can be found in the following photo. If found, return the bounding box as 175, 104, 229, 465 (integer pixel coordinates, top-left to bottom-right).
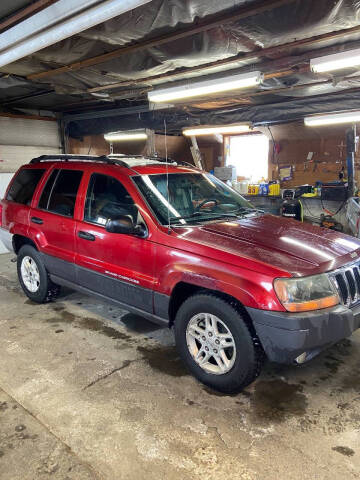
39, 169, 83, 217
6, 169, 45, 205
84, 173, 138, 226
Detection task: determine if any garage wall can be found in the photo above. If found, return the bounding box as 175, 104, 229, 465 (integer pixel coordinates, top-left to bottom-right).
68, 134, 222, 170
261, 121, 359, 188
68, 133, 194, 162
0, 115, 61, 253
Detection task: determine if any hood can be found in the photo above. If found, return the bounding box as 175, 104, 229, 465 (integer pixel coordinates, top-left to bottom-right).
174, 214, 360, 277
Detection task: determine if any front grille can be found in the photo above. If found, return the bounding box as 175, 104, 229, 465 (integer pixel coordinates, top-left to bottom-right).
330, 262, 360, 307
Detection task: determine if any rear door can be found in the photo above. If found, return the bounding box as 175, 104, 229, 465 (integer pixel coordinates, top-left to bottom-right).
75, 171, 156, 313
29, 166, 83, 282
1, 166, 46, 243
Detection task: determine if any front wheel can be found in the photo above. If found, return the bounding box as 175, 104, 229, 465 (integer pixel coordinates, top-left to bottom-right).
174, 293, 264, 393
17, 245, 60, 303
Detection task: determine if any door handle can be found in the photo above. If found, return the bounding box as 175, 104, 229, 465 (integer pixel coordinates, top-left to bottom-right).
31, 216, 43, 225
78, 231, 95, 241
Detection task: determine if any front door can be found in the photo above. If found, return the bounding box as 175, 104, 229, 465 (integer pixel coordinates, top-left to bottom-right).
75, 172, 156, 313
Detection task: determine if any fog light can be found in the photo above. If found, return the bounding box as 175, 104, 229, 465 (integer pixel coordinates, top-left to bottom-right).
295, 352, 307, 364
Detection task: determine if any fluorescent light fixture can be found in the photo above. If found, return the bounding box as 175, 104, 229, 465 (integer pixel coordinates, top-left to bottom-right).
304, 111, 360, 127
183, 124, 251, 136
104, 129, 148, 142
148, 71, 263, 103
310, 48, 360, 73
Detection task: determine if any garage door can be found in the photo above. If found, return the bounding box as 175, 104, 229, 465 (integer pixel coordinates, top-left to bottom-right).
0, 116, 61, 173
0, 116, 61, 253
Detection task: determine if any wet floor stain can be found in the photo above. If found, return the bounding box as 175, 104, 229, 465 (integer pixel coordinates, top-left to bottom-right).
250, 379, 307, 423
46, 307, 135, 342
120, 313, 162, 334
202, 386, 237, 397
332, 446, 355, 457
0, 275, 20, 292
340, 369, 360, 392
137, 345, 188, 377
78, 317, 134, 342
24, 299, 36, 305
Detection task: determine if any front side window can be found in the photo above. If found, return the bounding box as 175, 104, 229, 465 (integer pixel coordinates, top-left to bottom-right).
38, 169, 83, 217
6, 169, 45, 205
84, 173, 138, 226
133, 172, 255, 225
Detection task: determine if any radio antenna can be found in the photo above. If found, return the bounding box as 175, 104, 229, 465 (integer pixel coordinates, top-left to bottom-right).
164, 119, 171, 235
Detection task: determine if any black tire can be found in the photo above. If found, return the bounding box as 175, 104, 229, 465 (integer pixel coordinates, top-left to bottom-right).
174, 293, 264, 394
17, 245, 60, 303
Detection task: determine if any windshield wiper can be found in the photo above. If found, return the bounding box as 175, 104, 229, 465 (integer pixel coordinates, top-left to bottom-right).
169, 212, 238, 224
235, 206, 264, 216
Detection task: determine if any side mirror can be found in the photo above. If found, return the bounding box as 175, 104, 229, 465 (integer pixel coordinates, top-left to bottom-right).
105, 215, 147, 237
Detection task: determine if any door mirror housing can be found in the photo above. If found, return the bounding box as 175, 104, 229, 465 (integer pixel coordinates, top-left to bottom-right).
105, 215, 147, 237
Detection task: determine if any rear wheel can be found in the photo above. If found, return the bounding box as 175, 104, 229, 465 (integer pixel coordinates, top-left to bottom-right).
17, 245, 60, 303
174, 293, 264, 393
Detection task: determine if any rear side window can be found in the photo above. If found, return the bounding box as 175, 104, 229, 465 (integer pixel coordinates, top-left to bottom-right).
6, 169, 45, 205
38, 169, 83, 217
38, 169, 59, 210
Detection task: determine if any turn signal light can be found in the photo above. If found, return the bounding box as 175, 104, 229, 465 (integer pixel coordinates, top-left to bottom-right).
283, 295, 339, 312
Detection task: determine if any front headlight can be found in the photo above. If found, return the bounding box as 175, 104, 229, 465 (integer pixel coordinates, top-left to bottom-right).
274, 274, 339, 312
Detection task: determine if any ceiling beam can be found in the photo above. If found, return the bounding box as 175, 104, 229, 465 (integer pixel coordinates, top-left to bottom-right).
0, 0, 59, 33
27, 0, 296, 81
86, 25, 360, 95
0, 89, 54, 106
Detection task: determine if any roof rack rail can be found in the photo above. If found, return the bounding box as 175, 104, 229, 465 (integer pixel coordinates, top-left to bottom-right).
29, 153, 197, 170
107, 154, 178, 164
29, 154, 129, 167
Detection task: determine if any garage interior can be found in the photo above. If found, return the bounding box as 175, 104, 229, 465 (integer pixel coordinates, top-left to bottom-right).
1, 0, 360, 479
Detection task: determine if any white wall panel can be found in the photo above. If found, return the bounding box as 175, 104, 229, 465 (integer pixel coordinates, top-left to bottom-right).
0, 145, 61, 173
0, 117, 60, 148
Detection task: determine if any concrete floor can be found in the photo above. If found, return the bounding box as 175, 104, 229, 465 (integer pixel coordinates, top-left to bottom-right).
0, 253, 360, 479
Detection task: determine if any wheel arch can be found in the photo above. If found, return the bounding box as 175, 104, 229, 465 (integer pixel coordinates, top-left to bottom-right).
13, 234, 38, 254
168, 282, 257, 336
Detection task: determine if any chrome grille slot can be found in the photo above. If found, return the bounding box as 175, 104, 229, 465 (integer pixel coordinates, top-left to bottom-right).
345, 270, 356, 301
354, 267, 360, 293
330, 260, 360, 307
334, 273, 349, 304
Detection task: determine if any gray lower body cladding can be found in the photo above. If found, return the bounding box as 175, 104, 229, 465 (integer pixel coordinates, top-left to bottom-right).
247, 304, 360, 364
40, 253, 170, 326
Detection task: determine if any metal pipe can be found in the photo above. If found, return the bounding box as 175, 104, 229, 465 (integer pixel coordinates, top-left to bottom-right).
0, 0, 151, 68
346, 126, 356, 198
0, 0, 103, 53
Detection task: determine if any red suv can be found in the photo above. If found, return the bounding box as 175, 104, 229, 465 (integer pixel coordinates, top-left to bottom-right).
1, 154, 360, 393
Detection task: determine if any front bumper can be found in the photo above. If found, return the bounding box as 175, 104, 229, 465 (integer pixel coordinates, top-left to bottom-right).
246, 303, 360, 364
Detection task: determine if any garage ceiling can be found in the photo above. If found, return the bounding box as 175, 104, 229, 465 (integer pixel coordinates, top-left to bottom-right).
1, 0, 360, 136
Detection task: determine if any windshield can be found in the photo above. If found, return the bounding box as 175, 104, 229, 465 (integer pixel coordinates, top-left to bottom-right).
133, 172, 255, 226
